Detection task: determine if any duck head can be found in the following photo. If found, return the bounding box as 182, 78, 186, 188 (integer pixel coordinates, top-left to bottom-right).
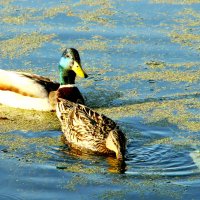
58, 48, 88, 85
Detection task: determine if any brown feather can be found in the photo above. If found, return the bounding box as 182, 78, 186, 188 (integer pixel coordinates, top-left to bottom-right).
56, 99, 126, 159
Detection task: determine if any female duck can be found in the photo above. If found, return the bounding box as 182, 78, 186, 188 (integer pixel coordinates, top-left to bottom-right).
0, 48, 88, 111
56, 98, 126, 160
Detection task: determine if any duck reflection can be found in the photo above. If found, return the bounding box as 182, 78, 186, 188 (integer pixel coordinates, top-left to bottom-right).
59, 135, 127, 174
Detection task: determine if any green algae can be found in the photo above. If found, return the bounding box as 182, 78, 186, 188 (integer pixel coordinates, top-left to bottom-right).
67, 0, 115, 28
145, 60, 166, 69
168, 62, 200, 69
0, 3, 70, 25
96, 176, 185, 200
43, 5, 70, 18
0, 0, 13, 6
76, 0, 112, 7
0, 128, 63, 165
95, 96, 200, 132
0, 132, 62, 163
151, 0, 200, 4
65, 175, 87, 191
168, 8, 200, 52
28, 151, 52, 161
1, 4, 40, 25
58, 163, 102, 174
63, 168, 185, 199
170, 32, 200, 50
98, 189, 129, 200
0, 105, 60, 133
134, 70, 200, 83
74, 8, 115, 26
0, 32, 55, 59
0, 134, 27, 151
53, 35, 110, 52
103, 69, 200, 83
2, 15, 29, 25
143, 99, 200, 132
147, 136, 200, 148
0, 1, 199, 199
78, 36, 109, 51
0, 133, 61, 150
115, 35, 137, 50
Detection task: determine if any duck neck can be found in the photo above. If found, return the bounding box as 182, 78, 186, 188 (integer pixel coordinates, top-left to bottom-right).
59, 65, 76, 85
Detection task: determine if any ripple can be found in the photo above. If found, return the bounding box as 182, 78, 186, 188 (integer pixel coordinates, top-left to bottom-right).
126, 142, 198, 177
0, 194, 24, 200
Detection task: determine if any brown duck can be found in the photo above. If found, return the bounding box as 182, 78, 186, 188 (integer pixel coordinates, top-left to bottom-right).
56, 98, 126, 160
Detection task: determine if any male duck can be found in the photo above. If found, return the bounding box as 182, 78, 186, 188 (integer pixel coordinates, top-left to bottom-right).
56, 98, 126, 160
0, 48, 88, 111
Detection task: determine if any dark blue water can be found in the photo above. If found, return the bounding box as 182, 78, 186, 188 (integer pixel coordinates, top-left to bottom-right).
0, 0, 200, 199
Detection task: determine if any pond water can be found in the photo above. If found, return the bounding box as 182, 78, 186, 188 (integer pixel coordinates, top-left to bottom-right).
0, 0, 200, 199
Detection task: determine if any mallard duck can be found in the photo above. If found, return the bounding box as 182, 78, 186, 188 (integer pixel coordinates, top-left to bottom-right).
56, 98, 126, 160
0, 48, 88, 111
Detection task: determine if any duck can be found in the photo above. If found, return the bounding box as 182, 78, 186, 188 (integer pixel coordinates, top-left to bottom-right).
0, 48, 88, 111
56, 98, 126, 160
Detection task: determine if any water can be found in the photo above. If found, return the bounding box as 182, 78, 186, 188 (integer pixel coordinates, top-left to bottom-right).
0, 0, 200, 199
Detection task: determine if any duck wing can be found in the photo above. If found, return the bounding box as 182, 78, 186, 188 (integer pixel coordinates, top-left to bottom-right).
0, 69, 59, 98
57, 99, 117, 140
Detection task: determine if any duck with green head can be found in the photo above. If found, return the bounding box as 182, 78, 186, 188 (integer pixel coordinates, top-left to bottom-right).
0, 48, 88, 111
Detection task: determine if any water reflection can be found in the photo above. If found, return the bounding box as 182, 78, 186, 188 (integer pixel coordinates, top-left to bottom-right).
0, 194, 24, 200
106, 157, 127, 174
1, 0, 200, 198
59, 137, 127, 174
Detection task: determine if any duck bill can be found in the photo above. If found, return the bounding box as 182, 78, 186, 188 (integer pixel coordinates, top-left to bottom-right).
72, 61, 88, 78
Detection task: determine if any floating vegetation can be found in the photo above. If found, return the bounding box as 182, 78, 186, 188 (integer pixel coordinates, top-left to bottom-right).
145, 60, 166, 69
95, 96, 200, 132
76, 0, 112, 7
78, 36, 109, 51
168, 62, 200, 69
53, 35, 110, 52
169, 8, 200, 51
2, 15, 29, 25
103, 70, 200, 83
133, 70, 200, 83
170, 32, 200, 50
147, 137, 200, 147
65, 175, 89, 191
57, 163, 102, 174
114, 35, 137, 50
151, 0, 200, 4
67, 0, 115, 28
0, 32, 55, 59
0, 105, 60, 133
119, 36, 137, 45
1, 3, 70, 25
68, 7, 115, 26
0, 1, 199, 199
0, 132, 62, 163
0, 133, 61, 150
42, 6, 69, 18
145, 60, 200, 73
98, 189, 129, 200
1, 4, 40, 25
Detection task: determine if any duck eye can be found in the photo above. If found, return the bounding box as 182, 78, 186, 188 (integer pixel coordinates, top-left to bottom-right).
66, 54, 70, 58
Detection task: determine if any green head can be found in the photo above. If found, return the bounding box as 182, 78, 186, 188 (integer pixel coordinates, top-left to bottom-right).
58, 48, 88, 85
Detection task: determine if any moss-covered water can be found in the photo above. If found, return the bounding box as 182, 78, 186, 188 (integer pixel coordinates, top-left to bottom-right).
0, 0, 200, 199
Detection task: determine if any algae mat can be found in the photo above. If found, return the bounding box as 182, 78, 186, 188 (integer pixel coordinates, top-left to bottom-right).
0, 0, 200, 200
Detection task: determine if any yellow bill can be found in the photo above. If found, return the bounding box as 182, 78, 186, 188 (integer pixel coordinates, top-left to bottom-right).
72, 61, 88, 78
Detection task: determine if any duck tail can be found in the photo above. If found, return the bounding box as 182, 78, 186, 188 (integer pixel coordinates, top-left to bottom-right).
106, 129, 126, 160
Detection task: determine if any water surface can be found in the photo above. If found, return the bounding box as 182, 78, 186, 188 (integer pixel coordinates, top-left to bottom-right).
0, 0, 200, 199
